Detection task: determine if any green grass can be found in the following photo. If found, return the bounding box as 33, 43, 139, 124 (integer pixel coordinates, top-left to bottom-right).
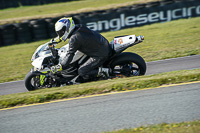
0, 0, 156, 24
0, 17, 200, 83
104, 120, 200, 133
0, 69, 200, 109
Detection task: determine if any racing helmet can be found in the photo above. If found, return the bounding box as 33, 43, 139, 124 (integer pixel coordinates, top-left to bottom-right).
55, 17, 75, 41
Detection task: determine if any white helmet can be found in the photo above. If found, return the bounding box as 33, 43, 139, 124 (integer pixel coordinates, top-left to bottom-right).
55, 17, 75, 41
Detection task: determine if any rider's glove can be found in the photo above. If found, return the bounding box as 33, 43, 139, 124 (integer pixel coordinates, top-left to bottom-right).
48, 38, 57, 48
50, 64, 62, 74
48, 38, 59, 59
51, 48, 59, 59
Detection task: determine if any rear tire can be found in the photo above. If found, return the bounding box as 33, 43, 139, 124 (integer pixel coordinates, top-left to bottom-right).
109, 52, 146, 76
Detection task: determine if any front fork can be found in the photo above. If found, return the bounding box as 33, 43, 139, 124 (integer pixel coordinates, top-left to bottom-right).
40, 75, 46, 85
31, 67, 50, 87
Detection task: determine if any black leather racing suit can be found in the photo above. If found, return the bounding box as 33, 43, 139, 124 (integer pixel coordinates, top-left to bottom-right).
60, 24, 112, 79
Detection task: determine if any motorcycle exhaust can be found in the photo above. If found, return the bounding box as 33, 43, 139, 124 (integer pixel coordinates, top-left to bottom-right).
136, 35, 144, 42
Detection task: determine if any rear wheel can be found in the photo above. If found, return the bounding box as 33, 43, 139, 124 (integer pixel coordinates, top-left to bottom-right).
110, 52, 146, 77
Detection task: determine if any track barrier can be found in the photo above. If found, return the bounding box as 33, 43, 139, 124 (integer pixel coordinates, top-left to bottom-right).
0, 0, 199, 46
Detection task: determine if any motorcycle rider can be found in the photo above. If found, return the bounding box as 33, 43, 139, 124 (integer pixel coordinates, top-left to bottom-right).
48, 17, 112, 82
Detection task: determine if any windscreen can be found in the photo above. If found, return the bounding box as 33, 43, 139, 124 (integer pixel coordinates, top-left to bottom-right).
31, 43, 51, 61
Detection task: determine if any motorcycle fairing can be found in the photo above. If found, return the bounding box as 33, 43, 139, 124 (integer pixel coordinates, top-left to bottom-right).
110, 35, 136, 53
32, 56, 47, 70
58, 44, 85, 64
32, 43, 85, 71
31, 43, 51, 61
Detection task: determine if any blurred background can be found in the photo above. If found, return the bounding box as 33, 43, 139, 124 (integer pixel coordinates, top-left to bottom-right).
0, 0, 199, 46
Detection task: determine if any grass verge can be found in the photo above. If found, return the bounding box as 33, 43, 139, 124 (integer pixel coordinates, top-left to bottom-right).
0, 69, 200, 109
0, 17, 200, 83
103, 120, 200, 133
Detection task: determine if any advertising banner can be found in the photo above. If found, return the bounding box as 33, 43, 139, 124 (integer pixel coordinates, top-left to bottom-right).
83, 0, 200, 32
1, 0, 200, 46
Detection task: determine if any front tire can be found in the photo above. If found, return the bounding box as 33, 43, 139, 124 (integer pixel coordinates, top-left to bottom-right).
109, 52, 146, 77
24, 71, 41, 91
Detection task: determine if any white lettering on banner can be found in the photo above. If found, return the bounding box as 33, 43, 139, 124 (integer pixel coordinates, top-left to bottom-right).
86, 5, 200, 31
197, 5, 200, 14
182, 8, 187, 17
98, 20, 109, 31
159, 11, 171, 22
188, 6, 196, 16
172, 9, 182, 19
148, 12, 159, 22
110, 18, 121, 30
87, 22, 97, 31
120, 14, 125, 27
125, 16, 136, 26
137, 14, 147, 24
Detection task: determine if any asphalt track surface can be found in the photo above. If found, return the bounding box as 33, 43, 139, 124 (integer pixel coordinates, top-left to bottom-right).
0, 55, 200, 95
0, 81, 200, 133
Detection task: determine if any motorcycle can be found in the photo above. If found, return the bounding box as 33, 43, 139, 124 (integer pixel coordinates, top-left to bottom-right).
25, 35, 146, 91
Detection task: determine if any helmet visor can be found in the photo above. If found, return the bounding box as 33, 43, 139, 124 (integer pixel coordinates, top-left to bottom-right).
56, 26, 66, 38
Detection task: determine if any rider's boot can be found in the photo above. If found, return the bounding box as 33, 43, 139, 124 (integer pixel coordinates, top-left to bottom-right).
98, 67, 110, 78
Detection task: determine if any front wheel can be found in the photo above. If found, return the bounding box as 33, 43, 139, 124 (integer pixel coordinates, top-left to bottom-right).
25, 71, 55, 91
109, 52, 146, 77
24, 71, 43, 91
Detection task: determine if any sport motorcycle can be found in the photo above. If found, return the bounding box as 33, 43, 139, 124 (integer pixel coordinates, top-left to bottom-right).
25, 35, 146, 91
